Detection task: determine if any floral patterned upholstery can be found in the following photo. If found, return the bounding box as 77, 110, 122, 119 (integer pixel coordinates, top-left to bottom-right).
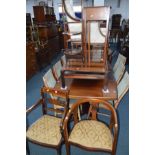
68, 120, 113, 150
26, 115, 62, 146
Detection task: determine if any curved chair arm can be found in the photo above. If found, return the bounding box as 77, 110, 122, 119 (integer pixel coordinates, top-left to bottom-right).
26, 99, 43, 115
112, 123, 119, 155
62, 0, 81, 22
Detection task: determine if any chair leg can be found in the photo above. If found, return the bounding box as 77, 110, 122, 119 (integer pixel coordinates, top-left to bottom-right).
56, 148, 61, 155
26, 140, 30, 155
65, 143, 70, 155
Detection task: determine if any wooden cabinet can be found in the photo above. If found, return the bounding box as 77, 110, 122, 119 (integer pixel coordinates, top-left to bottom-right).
37, 23, 58, 41
26, 42, 38, 80
33, 6, 55, 23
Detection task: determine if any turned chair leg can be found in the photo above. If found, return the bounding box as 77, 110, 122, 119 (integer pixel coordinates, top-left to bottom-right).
56, 148, 61, 155
26, 140, 30, 155
65, 143, 70, 155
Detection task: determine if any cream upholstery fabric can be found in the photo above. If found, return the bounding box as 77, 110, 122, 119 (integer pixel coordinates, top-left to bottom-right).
53, 61, 62, 79
113, 54, 126, 72
117, 71, 129, 99
89, 22, 107, 43
69, 120, 113, 150
114, 62, 125, 84
43, 69, 56, 88
26, 115, 62, 146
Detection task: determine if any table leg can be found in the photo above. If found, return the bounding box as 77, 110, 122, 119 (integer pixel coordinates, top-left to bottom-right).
61, 70, 66, 89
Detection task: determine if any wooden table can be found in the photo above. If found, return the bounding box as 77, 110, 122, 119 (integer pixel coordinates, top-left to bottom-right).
55, 72, 117, 100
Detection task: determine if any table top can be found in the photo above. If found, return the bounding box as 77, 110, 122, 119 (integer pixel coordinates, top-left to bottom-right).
55, 72, 117, 100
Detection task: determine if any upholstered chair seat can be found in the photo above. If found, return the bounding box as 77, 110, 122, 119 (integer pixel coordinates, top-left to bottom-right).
68, 120, 113, 151
26, 115, 62, 146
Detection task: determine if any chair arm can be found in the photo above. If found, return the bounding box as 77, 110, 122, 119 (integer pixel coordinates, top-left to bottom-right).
26, 99, 42, 115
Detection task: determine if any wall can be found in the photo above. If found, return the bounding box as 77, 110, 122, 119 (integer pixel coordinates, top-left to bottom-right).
27, 0, 129, 20
26, 0, 35, 17
104, 0, 129, 20
94, 0, 104, 6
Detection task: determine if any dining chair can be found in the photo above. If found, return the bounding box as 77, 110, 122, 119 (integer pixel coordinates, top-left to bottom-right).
62, 0, 82, 43
26, 86, 69, 155
99, 71, 129, 111
43, 68, 63, 115
87, 71, 129, 119
63, 98, 118, 155
114, 62, 125, 84
62, 0, 83, 62
114, 71, 129, 109
43, 68, 81, 119
113, 53, 126, 72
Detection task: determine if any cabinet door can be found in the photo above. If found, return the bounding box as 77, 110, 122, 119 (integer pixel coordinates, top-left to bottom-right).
33, 6, 45, 23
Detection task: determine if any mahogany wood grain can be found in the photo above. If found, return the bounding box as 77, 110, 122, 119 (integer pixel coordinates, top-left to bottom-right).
55, 72, 117, 100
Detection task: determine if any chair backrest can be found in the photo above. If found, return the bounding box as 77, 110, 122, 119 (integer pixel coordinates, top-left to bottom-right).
62, 0, 82, 34
113, 54, 126, 72
82, 6, 110, 67
52, 60, 62, 81
115, 71, 129, 109
43, 68, 65, 114
41, 86, 69, 117
114, 62, 125, 84
43, 69, 56, 88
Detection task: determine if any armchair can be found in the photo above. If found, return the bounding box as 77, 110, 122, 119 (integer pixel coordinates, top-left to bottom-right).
26, 87, 69, 155
63, 98, 118, 155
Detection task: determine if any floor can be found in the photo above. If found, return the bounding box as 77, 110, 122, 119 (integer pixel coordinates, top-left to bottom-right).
26, 47, 129, 155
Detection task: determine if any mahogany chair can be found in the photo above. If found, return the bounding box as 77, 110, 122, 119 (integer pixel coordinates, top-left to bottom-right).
26, 86, 69, 155
43, 68, 64, 115
62, 0, 83, 61
113, 53, 126, 72
114, 71, 129, 109
43, 68, 81, 119
82, 6, 110, 68
99, 71, 129, 111
60, 6, 111, 89
63, 98, 118, 155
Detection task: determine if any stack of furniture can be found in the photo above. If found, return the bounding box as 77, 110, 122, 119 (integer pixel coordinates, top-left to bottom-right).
33, 5, 61, 69
61, 5, 111, 89
26, 4, 65, 80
